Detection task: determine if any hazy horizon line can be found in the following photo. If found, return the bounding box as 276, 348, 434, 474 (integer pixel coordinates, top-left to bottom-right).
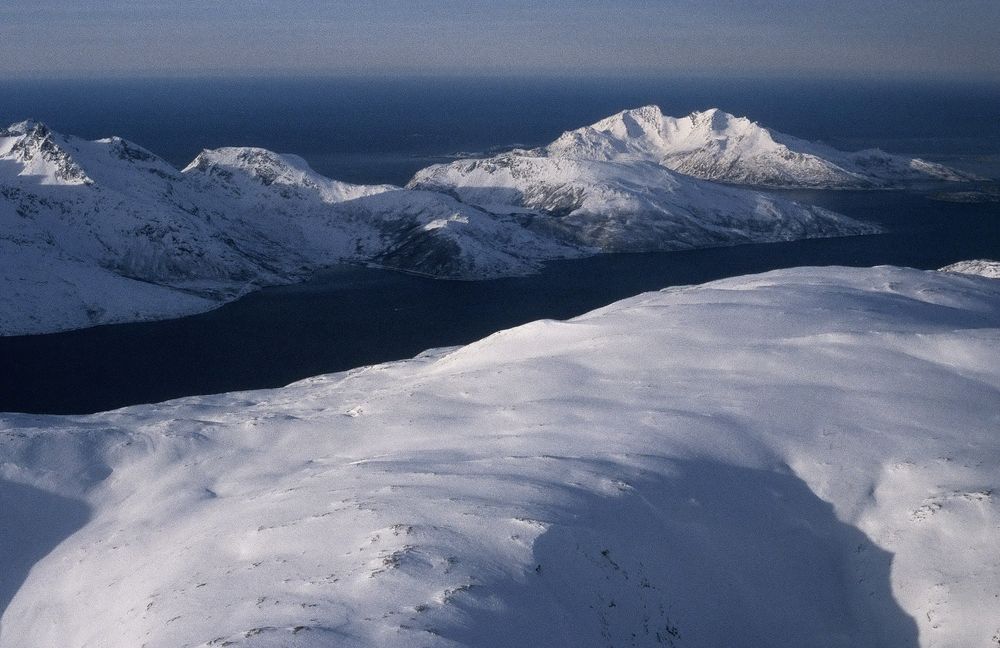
3, 70, 1000, 85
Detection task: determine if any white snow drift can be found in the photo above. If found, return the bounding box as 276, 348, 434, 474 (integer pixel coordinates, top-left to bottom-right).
1, 117, 875, 335
1, 265, 998, 648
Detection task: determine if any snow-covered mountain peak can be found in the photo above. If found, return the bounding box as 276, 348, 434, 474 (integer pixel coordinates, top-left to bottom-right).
0, 120, 93, 185
544, 105, 975, 188
593, 104, 664, 136
1, 121, 191, 191
691, 107, 736, 128
546, 105, 663, 160
98, 135, 164, 165
623, 103, 663, 122
2, 118, 48, 137
545, 105, 777, 166
185, 146, 317, 186
939, 259, 1000, 279
685, 108, 759, 140
183, 146, 395, 203
77, 135, 186, 186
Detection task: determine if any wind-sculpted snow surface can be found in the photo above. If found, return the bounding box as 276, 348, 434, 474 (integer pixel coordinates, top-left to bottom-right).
2, 265, 999, 648
2, 118, 873, 335
543, 105, 976, 188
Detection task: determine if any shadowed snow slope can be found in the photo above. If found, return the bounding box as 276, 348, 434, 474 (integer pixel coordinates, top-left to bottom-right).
2, 265, 999, 648
543, 105, 976, 188
2, 118, 871, 335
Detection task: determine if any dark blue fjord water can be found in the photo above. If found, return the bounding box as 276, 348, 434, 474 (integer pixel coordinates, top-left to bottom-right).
1, 188, 998, 415
0, 77, 998, 414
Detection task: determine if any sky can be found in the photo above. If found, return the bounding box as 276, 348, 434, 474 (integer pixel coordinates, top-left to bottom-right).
2, 0, 999, 80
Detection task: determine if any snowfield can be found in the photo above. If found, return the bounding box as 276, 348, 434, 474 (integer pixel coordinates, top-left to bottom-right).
2, 265, 998, 648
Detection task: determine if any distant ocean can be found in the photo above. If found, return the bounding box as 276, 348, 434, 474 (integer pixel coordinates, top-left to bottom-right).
2, 76, 998, 185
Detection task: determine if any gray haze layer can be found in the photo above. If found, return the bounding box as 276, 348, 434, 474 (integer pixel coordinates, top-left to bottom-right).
2, 0, 999, 80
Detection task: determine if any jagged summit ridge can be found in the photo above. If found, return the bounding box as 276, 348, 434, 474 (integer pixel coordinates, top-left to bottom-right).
2, 119, 47, 136
0, 119, 93, 185
939, 259, 1000, 279
184, 146, 396, 202
544, 105, 975, 188
0, 119, 187, 188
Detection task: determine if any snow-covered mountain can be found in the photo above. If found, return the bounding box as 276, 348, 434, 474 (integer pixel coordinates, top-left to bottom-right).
1, 119, 875, 335
1, 120, 269, 334
939, 259, 1000, 279
409, 153, 874, 251
0, 121, 577, 334
179, 144, 571, 280
544, 105, 975, 188
2, 265, 998, 647
183, 146, 393, 203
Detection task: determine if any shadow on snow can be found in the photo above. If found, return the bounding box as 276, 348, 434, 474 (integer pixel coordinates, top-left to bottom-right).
0, 480, 90, 634
441, 459, 919, 648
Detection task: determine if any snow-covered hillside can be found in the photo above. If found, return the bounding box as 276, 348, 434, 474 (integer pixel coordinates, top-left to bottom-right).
544, 105, 976, 188
2, 265, 998, 648
1, 119, 875, 335
183, 147, 394, 204
0, 121, 577, 334
1, 120, 280, 334
409, 153, 875, 251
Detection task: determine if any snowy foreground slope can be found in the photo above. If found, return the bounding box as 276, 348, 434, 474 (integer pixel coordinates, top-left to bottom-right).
2, 265, 999, 648
541, 105, 975, 188
1, 119, 872, 335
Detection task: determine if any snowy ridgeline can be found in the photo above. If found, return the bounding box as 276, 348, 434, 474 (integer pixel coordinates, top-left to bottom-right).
536, 105, 979, 188
940, 259, 1000, 279
0, 105, 928, 336
1, 265, 998, 648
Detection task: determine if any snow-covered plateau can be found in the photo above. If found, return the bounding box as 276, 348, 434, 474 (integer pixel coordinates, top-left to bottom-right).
2, 264, 998, 648
1, 117, 877, 335
538, 105, 977, 188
